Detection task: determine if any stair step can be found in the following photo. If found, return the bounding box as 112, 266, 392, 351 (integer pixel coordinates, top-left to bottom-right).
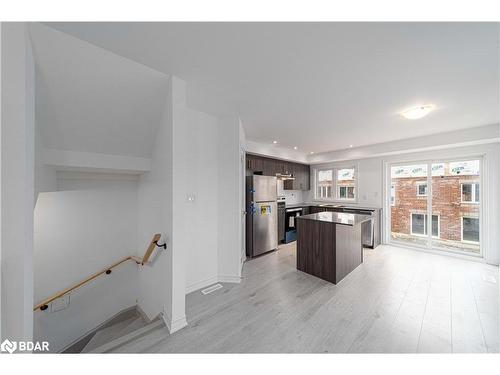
82, 316, 139, 353
120, 317, 148, 337
88, 318, 164, 353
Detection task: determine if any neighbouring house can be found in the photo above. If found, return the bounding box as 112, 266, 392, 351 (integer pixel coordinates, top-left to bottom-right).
390, 160, 480, 253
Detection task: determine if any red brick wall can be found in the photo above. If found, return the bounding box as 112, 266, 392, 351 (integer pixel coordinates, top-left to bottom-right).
391, 175, 479, 241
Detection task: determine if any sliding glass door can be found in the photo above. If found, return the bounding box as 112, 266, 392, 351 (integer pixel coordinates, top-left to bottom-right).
389, 158, 481, 256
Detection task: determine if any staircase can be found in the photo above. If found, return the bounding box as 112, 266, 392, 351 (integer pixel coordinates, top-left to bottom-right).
64, 308, 164, 353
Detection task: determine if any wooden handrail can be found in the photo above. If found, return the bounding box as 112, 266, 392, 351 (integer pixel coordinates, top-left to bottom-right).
34, 234, 162, 311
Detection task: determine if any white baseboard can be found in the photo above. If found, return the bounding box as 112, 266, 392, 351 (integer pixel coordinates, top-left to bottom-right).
185, 276, 218, 294
218, 275, 242, 284
162, 311, 188, 334
185, 274, 242, 295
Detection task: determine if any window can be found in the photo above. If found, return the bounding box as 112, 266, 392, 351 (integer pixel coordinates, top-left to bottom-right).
462, 217, 479, 243
416, 182, 427, 197
461, 183, 479, 203
339, 186, 355, 199
317, 169, 333, 199
390, 184, 395, 206
315, 167, 356, 201
410, 213, 439, 238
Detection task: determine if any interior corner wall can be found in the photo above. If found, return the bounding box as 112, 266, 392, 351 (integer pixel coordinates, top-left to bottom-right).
0, 23, 35, 342
136, 76, 187, 333
217, 116, 243, 282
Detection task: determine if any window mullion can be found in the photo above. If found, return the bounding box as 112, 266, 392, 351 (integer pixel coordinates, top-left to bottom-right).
427, 162, 432, 248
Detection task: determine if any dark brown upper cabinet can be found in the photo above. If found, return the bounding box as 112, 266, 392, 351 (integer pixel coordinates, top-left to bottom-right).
246, 154, 310, 191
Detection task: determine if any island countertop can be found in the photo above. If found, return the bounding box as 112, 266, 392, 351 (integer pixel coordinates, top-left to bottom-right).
297, 211, 372, 226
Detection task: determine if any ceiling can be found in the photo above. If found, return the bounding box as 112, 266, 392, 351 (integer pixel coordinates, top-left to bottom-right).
44, 22, 499, 154
30, 23, 169, 158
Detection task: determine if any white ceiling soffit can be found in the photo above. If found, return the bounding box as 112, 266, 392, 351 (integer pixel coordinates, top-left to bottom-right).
45, 22, 500, 154
30, 23, 169, 158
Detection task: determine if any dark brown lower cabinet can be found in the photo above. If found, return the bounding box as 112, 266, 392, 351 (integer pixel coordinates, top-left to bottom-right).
296, 219, 336, 283
296, 217, 363, 284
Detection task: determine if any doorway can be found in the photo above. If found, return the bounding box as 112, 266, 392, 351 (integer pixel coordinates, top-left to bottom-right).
388, 158, 482, 256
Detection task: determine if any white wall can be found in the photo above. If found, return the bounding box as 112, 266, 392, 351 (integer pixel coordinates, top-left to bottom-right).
0, 23, 35, 342
309, 142, 500, 265
136, 76, 187, 333
218, 116, 244, 282
184, 109, 219, 293
35, 117, 56, 199
33, 186, 139, 352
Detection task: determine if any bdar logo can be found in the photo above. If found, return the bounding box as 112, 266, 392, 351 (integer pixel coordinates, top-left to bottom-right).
1, 339, 17, 354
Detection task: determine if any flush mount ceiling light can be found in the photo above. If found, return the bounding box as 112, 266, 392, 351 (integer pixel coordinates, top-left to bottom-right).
401, 104, 436, 120
272, 140, 278, 144
293, 146, 298, 150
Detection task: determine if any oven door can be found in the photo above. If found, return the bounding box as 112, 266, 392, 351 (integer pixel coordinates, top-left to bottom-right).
285, 208, 303, 232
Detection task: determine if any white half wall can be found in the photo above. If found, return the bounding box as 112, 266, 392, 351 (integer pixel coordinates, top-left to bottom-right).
0, 22, 35, 342
33, 187, 139, 352
184, 109, 219, 293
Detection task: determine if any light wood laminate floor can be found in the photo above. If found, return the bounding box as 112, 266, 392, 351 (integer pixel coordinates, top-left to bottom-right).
111, 243, 499, 353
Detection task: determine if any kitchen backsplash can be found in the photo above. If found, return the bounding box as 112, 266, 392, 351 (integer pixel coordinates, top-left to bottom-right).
277, 180, 304, 204
283, 190, 303, 204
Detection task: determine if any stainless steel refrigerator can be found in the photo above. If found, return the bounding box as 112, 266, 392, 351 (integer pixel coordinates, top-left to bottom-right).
246, 175, 278, 258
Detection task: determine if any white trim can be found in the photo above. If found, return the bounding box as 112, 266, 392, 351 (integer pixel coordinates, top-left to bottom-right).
410, 212, 440, 238
416, 181, 427, 197
162, 311, 188, 334
460, 182, 480, 204
410, 212, 426, 237
313, 164, 358, 203
186, 274, 243, 294
386, 154, 484, 258
185, 276, 219, 294
461, 216, 480, 244
218, 275, 242, 283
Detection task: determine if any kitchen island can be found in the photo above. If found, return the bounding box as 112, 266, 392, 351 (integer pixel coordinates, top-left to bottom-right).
296, 211, 372, 284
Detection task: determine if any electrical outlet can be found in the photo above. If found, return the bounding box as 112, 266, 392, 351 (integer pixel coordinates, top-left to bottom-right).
50, 294, 70, 312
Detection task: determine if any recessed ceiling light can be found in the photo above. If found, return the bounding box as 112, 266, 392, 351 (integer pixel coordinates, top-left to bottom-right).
401, 104, 436, 120
349, 145, 353, 148
272, 140, 278, 144
310, 151, 314, 155
293, 146, 298, 150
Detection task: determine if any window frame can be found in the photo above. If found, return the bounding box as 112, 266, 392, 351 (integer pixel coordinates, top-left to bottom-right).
416, 181, 427, 197
461, 182, 479, 204
313, 165, 357, 202
461, 216, 480, 244
316, 168, 334, 200
410, 212, 440, 239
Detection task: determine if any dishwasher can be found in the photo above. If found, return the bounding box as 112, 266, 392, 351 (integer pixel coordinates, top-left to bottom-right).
342, 208, 376, 248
